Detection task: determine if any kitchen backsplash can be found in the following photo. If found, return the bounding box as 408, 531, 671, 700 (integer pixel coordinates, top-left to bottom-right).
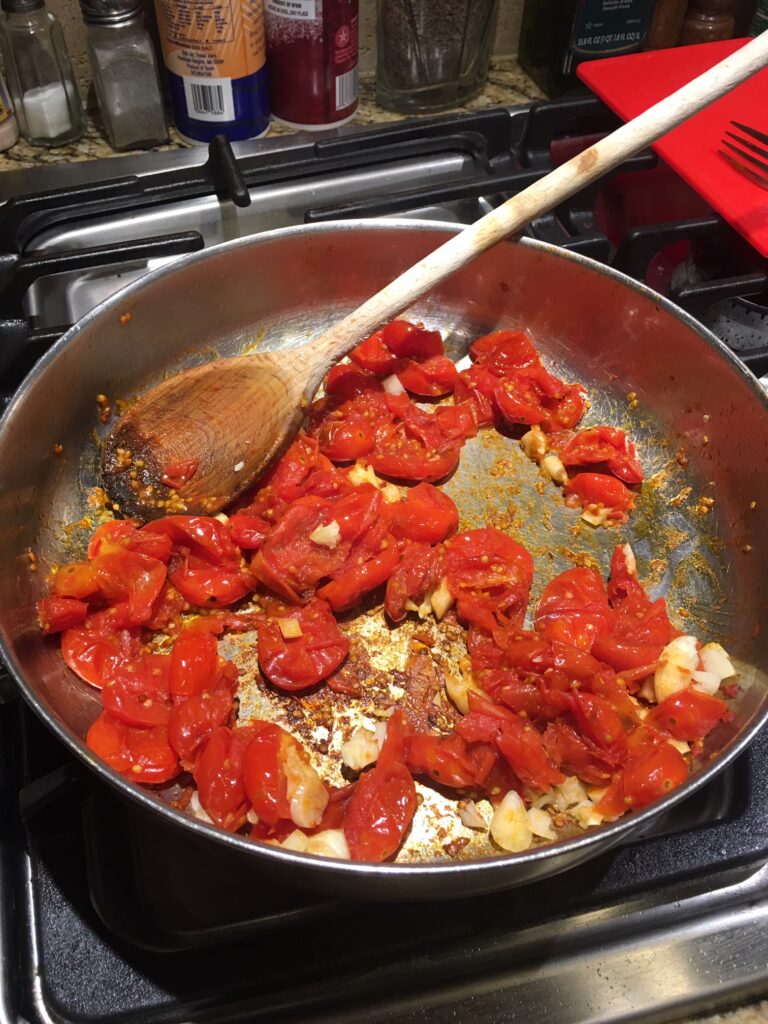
42, 0, 524, 100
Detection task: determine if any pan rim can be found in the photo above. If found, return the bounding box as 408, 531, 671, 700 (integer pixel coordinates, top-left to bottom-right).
1, 218, 766, 885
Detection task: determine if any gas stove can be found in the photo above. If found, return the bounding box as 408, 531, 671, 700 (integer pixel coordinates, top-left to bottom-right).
1, 95, 767, 1024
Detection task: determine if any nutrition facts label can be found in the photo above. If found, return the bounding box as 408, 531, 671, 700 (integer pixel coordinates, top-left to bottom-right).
160, 0, 236, 46
157, 0, 265, 80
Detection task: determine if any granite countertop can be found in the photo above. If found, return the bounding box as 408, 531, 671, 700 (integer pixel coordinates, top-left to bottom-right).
0, 54, 767, 1024
0, 57, 544, 171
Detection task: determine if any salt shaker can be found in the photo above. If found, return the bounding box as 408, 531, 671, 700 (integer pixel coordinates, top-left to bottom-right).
81, 0, 167, 150
0, 0, 85, 146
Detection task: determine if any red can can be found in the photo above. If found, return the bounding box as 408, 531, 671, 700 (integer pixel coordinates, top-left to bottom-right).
263, 0, 358, 130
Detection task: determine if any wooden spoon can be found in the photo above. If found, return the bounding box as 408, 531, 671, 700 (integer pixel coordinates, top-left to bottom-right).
102, 34, 768, 519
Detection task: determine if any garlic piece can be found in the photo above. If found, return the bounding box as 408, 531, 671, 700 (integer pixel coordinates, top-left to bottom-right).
283, 744, 329, 829
668, 738, 690, 755
581, 504, 609, 527
619, 543, 637, 577
381, 483, 402, 504
430, 577, 455, 620
278, 617, 303, 639
527, 806, 556, 840
572, 802, 604, 829
458, 799, 489, 830
700, 642, 735, 681
189, 790, 213, 824
541, 453, 568, 485
490, 790, 533, 852
309, 519, 341, 548
278, 830, 310, 852
349, 462, 383, 488
520, 425, 548, 462
341, 726, 380, 772
654, 635, 699, 703
691, 669, 721, 695
382, 374, 406, 395
305, 829, 351, 859
445, 668, 481, 715
555, 776, 589, 809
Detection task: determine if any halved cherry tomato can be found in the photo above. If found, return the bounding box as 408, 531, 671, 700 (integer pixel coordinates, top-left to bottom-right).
558, 427, 643, 484
381, 320, 443, 359
495, 716, 566, 792
167, 686, 234, 763
242, 722, 291, 825
317, 538, 400, 612
645, 689, 728, 741
169, 624, 219, 699
257, 597, 349, 691
390, 482, 458, 544
144, 515, 240, 565
61, 623, 141, 689
86, 712, 132, 773
534, 567, 614, 651
317, 418, 376, 461
349, 329, 404, 375
570, 691, 627, 760
87, 711, 179, 784
229, 512, 271, 550
170, 556, 252, 608
343, 760, 416, 862
53, 561, 99, 599
89, 550, 167, 626
87, 520, 173, 563
37, 595, 88, 634
445, 527, 534, 633
396, 356, 459, 397
406, 732, 478, 788
469, 329, 539, 374
325, 363, 383, 400
597, 743, 688, 817
384, 541, 442, 623
494, 367, 587, 432
564, 472, 635, 514
193, 726, 251, 830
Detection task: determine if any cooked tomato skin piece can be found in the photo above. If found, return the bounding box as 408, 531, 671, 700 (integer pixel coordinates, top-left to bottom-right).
167, 687, 234, 764
37, 595, 88, 634
405, 732, 478, 789
541, 722, 615, 786
384, 541, 442, 622
534, 567, 614, 652
349, 330, 404, 375
87, 520, 173, 563
564, 472, 635, 513
558, 426, 643, 484
597, 743, 689, 817
61, 623, 141, 689
169, 625, 219, 699
317, 418, 376, 461
53, 561, 100, 599
325, 362, 383, 399
101, 658, 172, 729
90, 551, 167, 626
143, 515, 240, 565
317, 540, 400, 612
257, 598, 350, 691
242, 722, 292, 825
396, 356, 459, 397
390, 482, 458, 545
469, 330, 539, 374
194, 726, 251, 830
495, 716, 566, 792
343, 761, 416, 862
170, 558, 252, 609
381, 320, 443, 359
645, 689, 728, 741
228, 512, 271, 551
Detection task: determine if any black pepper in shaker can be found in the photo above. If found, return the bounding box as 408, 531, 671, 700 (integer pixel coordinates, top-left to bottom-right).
80, 0, 168, 150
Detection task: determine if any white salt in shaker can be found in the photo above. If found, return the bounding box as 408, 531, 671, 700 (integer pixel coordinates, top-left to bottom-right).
0, 0, 85, 146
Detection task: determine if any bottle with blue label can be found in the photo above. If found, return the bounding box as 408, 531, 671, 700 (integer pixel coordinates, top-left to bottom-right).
154, 0, 269, 144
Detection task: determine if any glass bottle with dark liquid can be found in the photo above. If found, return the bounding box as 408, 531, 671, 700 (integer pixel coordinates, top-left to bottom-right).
518, 0, 656, 97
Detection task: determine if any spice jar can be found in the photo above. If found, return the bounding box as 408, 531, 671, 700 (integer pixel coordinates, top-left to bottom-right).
0, 70, 18, 149
81, 0, 167, 150
0, 0, 85, 146
680, 0, 737, 42
376, 0, 499, 114
645, 0, 690, 48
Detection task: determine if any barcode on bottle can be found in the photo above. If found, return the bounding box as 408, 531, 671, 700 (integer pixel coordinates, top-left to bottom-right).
335, 67, 358, 111
183, 76, 235, 123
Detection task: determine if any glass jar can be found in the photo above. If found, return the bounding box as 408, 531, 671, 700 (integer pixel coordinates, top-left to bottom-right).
375, 0, 499, 114
0, 0, 85, 146
680, 0, 737, 43
81, 0, 167, 151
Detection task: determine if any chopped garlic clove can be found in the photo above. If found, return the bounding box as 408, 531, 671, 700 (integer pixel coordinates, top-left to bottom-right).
309, 520, 341, 548
430, 577, 455, 620
692, 669, 721, 695
305, 829, 351, 859
654, 635, 699, 703
189, 791, 213, 824
541, 453, 568, 485
445, 669, 481, 715
246, 808, 260, 825
490, 790, 533, 852
555, 776, 588, 808
700, 642, 736, 681
520, 425, 548, 461
668, 738, 690, 755
527, 806, 556, 840
381, 483, 402, 504
349, 462, 383, 488
581, 504, 609, 527
278, 617, 303, 639
458, 799, 489, 830
572, 802, 604, 829
382, 374, 406, 395
278, 830, 310, 852
283, 744, 329, 829
620, 543, 637, 577
341, 726, 380, 771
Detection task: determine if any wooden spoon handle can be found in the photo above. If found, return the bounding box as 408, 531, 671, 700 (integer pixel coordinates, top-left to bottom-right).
307, 32, 768, 377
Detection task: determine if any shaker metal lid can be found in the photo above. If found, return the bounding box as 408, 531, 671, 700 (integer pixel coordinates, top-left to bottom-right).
1, 0, 45, 13
79, 0, 141, 22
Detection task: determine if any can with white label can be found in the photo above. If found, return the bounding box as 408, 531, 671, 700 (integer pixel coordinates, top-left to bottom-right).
154, 0, 270, 144
263, 0, 358, 130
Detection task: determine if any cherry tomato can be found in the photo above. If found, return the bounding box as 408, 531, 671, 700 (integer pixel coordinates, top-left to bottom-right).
170, 556, 252, 608
89, 550, 167, 626
101, 656, 172, 728
343, 760, 416, 862
37, 595, 88, 634
193, 726, 251, 830
317, 538, 400, 612
570, 691, 627, 760
61, 623, 141, 689
317, 418, 376, 461
534, 567, 614, 652
405, 732, 478, 788
52, 561, 99, 599
168, 687, 234, 764
325, 362, 383, 401
384, 541, 443, 623
381, 320, 443, 359
228, 512, 271, 550
434, 403, 479, 442
169, 624, 219, 699
469, 329, 539, 374
145, 582, 187, 631
86, 712, 179, 784
87, 520, 173, 563
242, 722, 292, 826
495, 716, 566, 792
646, 689, 728, 741
494, 367, 587, 432
86, 712, 132, 773
390, 482, 458, 544
558, 427, 643, 484
369, 443, 461, 484
455, 364, 500, 427
396, 356, 459, 397
444, 527, 534, 633
161, 458, 199, 490
541, 722, 615, 786
257, 597, 349, 691
564, 473, 635, 514
144, 515, 240, 565
597, 743, 688, 817
349, 330, 404, 375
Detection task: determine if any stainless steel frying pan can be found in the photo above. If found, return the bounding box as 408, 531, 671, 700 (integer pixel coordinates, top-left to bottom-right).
0, 221, 765, 900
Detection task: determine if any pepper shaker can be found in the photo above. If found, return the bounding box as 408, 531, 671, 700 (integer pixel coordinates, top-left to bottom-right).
680, 0, 737, 42
0, 0, 85, 146
81, 0, 167, 150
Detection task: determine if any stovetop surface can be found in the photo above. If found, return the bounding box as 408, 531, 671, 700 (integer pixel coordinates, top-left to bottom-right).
1, 96, 768, 1024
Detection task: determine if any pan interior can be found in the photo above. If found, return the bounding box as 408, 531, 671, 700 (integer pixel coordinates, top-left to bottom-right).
0, 223, 765, 871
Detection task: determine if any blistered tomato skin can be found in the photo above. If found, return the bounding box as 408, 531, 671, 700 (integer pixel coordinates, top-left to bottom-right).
41, 320, 717, 865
